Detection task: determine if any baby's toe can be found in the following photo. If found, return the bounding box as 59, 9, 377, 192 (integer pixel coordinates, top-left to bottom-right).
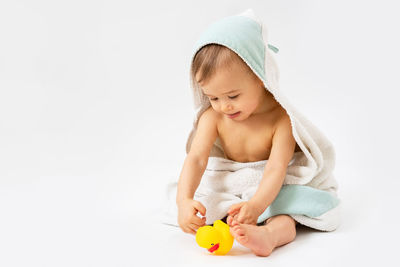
237, 235, 249, 245
231, 225, 246, 238
230, 225, 240, 237
229, 226, 235, 236
235, 226, 245, 236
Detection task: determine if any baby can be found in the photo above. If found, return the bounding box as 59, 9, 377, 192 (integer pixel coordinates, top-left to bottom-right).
171, 10, 339, 257
176, 44, 299, 257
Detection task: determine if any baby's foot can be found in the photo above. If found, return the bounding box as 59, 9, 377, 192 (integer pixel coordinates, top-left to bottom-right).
230, 223, 277, 257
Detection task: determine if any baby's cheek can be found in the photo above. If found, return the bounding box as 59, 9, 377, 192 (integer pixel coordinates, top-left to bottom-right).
210, 103, 219, 112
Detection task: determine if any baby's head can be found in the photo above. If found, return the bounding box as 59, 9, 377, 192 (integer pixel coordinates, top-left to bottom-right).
191, 44, 270, 121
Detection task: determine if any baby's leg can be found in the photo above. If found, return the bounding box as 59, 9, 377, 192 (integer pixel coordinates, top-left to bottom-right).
230, 215, 297, 257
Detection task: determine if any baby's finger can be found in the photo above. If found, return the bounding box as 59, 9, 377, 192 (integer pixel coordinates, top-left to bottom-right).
239, 213, 248, 223
193, 201, 206, 216
227, 215, 233, 226
236, 212, 245, 223
189, 223, 200, 233
183, 226, 195, 234
228, 202, 243, 215
192, 215, 206, 226
231, 218, 240, 226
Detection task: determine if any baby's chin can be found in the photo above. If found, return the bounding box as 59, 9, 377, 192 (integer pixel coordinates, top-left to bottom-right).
238, 112, 260, 121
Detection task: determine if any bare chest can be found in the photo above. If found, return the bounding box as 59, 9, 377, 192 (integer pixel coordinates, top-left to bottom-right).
217, 118, 274, 162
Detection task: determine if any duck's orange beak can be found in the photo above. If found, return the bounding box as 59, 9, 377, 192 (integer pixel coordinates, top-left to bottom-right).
208, 243, 220, 253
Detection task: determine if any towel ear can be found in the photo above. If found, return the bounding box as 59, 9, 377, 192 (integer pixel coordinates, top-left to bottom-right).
238, 8, 263, 26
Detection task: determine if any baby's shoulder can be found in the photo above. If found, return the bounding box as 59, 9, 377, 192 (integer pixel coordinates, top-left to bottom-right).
275, 108, 291, 125
199, 106, 220, 125
273, 107, 291, 128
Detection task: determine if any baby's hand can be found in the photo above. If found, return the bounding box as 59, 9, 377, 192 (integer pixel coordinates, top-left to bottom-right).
177, 199, 206, 234
227, 202, 259, 226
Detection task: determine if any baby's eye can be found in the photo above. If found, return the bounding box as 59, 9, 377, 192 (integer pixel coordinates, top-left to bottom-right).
210, 98, 218, 101
228, 95, 239, 99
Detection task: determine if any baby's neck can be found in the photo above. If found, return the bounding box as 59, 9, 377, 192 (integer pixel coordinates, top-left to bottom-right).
253, 90, 280, 116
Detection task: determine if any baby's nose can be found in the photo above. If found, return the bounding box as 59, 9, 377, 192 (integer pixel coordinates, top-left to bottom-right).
222, 102, 233, 112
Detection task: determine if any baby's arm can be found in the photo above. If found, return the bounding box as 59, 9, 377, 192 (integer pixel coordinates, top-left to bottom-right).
249, 114, 296, 215
176, 108, 218, 233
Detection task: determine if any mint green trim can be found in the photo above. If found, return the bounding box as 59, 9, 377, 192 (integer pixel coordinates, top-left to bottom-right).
257, 185, 340, 223
268, 44, 279, 53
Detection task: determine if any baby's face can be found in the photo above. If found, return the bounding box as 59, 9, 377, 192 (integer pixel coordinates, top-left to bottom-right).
198, 61, 266, 121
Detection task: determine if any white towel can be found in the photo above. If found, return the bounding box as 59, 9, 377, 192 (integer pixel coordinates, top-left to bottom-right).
163, 156, 340, 231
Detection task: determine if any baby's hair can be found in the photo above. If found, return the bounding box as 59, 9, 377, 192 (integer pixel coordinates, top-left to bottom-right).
191, 44, 254, 89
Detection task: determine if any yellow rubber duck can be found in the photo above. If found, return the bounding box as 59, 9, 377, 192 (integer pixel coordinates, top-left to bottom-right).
195, 220, 234, 255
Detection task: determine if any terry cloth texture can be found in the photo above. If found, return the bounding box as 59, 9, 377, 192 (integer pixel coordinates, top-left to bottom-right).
161, 9, 340, 231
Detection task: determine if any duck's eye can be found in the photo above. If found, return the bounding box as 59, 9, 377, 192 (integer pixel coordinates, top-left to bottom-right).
211, 243, 214, 246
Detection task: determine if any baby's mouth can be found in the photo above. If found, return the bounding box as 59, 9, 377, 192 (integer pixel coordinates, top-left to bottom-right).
227, 111, 241, 118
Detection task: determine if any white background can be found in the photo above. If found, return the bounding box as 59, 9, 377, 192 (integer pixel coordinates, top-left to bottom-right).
1, 0, 399, 266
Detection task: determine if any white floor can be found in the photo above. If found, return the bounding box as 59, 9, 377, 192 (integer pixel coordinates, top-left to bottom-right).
1, 163, 399, 266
